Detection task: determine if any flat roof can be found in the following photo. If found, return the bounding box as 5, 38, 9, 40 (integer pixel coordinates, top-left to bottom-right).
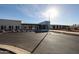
51, 25, 70, 26
0, 19, 21, 22
21, 23, 49, 26
21, 23, 38, 25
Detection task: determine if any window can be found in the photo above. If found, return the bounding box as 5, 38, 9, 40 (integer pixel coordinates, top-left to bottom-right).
4, 26, 6, 30
1, 25, 4, 30
15, 26, 20, 30
15, 26, 18, 30
12, 26, 13, 29
17, 26, 20, 29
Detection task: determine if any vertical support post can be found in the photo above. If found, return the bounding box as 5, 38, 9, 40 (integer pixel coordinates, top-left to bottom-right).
48, 16, 50, 31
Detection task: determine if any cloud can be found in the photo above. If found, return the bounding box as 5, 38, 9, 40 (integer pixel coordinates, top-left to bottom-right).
16, 4, 61, 24
17, 5, 40, 18
16, 4, 50, 22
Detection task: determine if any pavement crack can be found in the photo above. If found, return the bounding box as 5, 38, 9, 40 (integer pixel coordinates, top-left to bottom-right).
31, 32, 48, 53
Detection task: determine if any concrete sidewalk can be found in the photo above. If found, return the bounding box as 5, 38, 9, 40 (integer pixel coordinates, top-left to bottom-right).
49, 30, 79, 36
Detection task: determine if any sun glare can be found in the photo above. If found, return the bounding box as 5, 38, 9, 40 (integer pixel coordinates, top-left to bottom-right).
43, 8, 59, 19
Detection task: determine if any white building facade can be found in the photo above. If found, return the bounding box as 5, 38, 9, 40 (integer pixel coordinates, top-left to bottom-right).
0, 19, 21, 32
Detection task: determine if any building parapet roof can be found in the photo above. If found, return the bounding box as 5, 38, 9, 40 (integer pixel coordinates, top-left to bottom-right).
0, 19, 21, 22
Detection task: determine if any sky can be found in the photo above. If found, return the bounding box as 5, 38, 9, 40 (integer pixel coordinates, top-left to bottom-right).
0, 4, 79, 25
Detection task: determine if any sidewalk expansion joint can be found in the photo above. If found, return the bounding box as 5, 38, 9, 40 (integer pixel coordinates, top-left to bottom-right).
31, 32, 48, 53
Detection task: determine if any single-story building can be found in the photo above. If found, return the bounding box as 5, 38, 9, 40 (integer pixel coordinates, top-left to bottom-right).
50, 25, 70, 30
0, 19, 21, 32
21, 21, 50, 32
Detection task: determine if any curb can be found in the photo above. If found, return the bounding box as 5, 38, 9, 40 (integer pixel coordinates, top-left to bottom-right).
0, 44, 30, 54
50, 31, 79, 36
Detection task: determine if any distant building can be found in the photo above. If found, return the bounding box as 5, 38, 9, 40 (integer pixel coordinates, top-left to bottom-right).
50, 25, 70, 30
21, 21, 50, 32
70, 24, 79, 31
0, 19, 21, 32
21, 23, 38, 32
72, 24, 79, 28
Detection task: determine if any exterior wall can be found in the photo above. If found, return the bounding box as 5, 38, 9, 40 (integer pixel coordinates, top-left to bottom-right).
36, 25, 49, 32
21, 24, 37, 32
39, 21, 50, 29
0, 19, 72, 32
69, 24, 79, 32
21, 24, 49, 32
21, 21, 50, 32
50, 25, 70, 30
0, 19, 21, 31
0, 20, 50, 32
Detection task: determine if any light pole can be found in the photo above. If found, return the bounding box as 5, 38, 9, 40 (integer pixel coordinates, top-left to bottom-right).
43, 7, 59, 31
48, 15, 51, 31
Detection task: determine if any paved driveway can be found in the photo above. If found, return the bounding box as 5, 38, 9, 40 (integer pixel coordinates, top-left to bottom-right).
0, 32, 79, 54
0, 32, 47, 52
33, 32, 79, 54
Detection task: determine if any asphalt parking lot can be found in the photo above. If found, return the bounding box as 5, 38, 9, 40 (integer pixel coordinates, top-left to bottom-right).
0, 32, 47, 53
0, 32, 79, 54
33, 32, 79, 54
